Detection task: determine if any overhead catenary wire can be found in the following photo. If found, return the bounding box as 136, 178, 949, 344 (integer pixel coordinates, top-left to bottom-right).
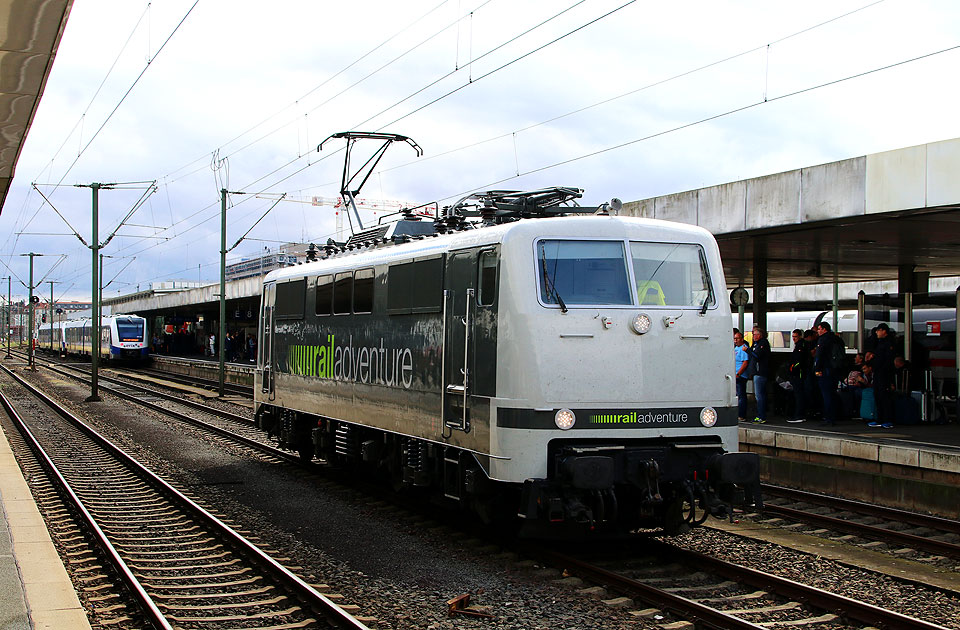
163, 0, 475, 185
24, 1, 941, 295
32, 4, 154, 186
113, 34, 955, 290
234, 0, 623, 197
3, 4, 154, 258
56, 0, 639, 273
434, 40, 960, 205
12, 0, 202, 252
366, 0, 891, 180
58, 2, 201, 185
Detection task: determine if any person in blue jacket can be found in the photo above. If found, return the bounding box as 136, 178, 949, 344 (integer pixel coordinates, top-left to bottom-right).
734, 329, 750, 422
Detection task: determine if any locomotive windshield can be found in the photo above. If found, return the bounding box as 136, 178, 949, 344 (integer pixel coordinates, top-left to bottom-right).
630, 241, 714, 308
537, 239, 714, 308
116, 318, 144, 341
538, 240, 632, 306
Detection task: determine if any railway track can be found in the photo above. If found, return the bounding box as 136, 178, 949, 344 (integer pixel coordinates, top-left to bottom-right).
35, 350, 960, 565
8, 354, 960, 628
21, 349, 254, 398
535, 539, 953, 630
754, 484, 960, 562
131, 365, 253, 398
0, 363, 367, 630
24, 355, 299, 468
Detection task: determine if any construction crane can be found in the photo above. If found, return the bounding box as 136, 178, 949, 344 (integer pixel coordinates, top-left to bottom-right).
256, 194, 428, 242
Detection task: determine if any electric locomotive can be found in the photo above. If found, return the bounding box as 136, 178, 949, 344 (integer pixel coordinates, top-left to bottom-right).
254, 188, 760, 535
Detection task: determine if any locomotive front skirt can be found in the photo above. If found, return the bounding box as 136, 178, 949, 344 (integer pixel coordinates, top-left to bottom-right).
254, 213, 760, 535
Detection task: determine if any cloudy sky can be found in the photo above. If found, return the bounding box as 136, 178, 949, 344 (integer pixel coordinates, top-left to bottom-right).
1, 0, 958, 301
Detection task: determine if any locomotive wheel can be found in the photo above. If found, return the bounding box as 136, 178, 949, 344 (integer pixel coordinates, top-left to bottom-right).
297, 441, 313, 463
663, 499, 691, 535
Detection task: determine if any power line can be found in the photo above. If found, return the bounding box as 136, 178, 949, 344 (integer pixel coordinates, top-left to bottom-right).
102, 1, 616, 264
14, 1, 202, 247
361, 0, 617, 130
163, 0, 473, 184
434, 41, 960, 204
30, 1, 938, 293
362, 0, 890, 181
234, 0, 626, 196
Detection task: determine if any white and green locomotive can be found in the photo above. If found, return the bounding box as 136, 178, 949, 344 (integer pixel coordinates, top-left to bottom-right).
254, 188, 760, 536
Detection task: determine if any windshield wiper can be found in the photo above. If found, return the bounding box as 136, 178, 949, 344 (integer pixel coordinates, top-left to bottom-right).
539, 243, 568, 313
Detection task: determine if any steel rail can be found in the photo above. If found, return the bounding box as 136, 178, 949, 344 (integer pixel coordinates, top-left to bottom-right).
532, 546, 764, 630
19, 348, 253, 398
137, 361, 253, 398
540, 540, 952, 630
133, 365, 253, 397
29, 358, 293, 463
0, 363, 369, 630
649, 540, 951, 630
762, 483, 960, 535
760, 503, 960, 558
0, 381, 173, 629
39, 357, 253, 425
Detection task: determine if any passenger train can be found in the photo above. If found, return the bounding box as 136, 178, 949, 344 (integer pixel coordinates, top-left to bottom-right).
253, 188, 761, 536
37, 315, 149, 362
736, 309, 957, 389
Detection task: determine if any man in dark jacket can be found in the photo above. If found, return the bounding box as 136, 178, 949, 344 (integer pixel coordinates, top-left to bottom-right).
813, 321, 840, 426
751, 326, 771, 423
871, 322, 895, 427
787, 329, 807, 422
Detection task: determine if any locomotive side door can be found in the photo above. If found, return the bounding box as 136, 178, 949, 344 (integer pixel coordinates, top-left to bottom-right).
443, 250, 475, 432
259, 282, 276, 399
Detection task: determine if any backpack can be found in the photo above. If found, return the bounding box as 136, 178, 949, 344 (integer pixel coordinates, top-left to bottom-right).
829, 336, 846, 373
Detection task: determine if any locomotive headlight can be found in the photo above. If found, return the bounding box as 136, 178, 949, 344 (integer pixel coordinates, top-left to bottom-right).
700, 406, 718, 428
555, 408, 576, 430
631, 313, 652, 335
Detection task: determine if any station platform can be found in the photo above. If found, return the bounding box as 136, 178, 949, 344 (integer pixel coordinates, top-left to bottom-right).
0, 423, 91, 630
739, 415, 960, 519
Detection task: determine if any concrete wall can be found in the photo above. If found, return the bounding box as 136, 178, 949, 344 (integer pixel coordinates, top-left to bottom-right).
111, 276, 264, 314
623, 137, 960, 234
740, 427, 960, 519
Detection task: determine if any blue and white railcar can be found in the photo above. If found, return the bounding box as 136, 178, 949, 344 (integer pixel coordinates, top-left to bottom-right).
254, 190, 760, 535
60, 315, 149, 361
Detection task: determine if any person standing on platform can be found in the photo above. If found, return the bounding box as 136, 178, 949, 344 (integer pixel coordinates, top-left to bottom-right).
751, 325, 771, 424
804, 329, 820, 419
734, 330, 750, 422
788, 329, 807, 423
813, 321, 841, 426
208, 333, 215, 358
871, 322, 895, 427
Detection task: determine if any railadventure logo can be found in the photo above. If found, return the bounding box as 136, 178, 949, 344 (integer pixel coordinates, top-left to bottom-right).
287, 334, 414, 388
590, 411, 689, 424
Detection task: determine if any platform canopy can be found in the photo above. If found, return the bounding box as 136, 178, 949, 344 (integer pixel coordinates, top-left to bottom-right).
623, 138, 960, 288
0, 0, 73, 215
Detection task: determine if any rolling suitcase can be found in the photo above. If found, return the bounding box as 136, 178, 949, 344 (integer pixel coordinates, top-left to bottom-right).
860, 388, 876, 421
895, 393, 921, 425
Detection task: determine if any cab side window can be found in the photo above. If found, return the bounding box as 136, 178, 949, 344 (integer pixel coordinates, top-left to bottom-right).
478, 250, 497, 306
315, 275, 333, 316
